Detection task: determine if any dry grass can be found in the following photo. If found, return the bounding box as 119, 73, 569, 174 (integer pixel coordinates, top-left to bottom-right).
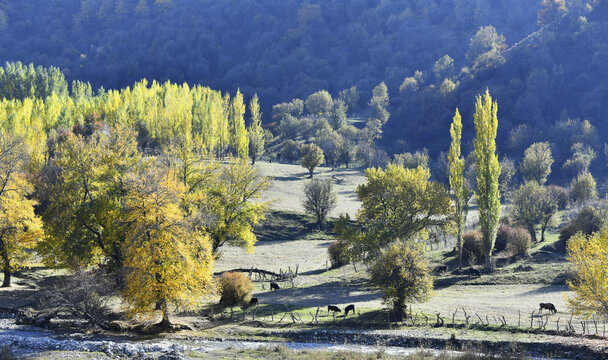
256, 161, 366, 217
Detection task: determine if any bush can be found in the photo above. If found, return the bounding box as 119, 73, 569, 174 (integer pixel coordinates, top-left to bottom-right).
327, 240, 349, 269
495, 223, 511, 252
41, 269, 112, 327
506, 227, 532, 257
559, 207, 604, 244
218, 272, 253, 308
462, 231, 483, 265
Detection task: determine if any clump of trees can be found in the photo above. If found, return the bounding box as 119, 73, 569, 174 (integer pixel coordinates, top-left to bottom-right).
0, 64, 273, 328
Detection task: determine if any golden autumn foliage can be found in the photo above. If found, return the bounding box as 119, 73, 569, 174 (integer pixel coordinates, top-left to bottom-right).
566, 227, 608, 317
218, 272, 254, 308
122, 168, 214, 326
0, 132, 43, 287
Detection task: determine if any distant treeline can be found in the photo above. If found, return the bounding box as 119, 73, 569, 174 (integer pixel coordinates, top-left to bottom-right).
0, 62, 257, 163
0, 0, 539, 112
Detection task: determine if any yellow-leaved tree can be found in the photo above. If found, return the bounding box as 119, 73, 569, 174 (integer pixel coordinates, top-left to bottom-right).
122, 167, 214, 328
0, 133, 43, 287
566, 226, 608, 317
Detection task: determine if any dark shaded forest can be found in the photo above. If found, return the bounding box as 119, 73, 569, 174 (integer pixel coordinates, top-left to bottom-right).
0, 0, 539, 111
1, 0, 608, 183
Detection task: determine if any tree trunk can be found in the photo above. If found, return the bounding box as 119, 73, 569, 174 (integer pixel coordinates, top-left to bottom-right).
309, 170, 314, 178
528, 225, 537, 242
1, 239, 10, 287
457, 229, 463, 269
1, 268, 10, 288
251, 156, 256, 165
540, 226, 546, 242
157, 299, 171, 329
484, 254, 493, 271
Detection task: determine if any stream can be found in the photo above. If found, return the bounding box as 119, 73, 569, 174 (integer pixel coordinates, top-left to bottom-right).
0, 317, 452, 359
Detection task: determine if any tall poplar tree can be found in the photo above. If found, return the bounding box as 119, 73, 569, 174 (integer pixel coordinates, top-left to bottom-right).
247, 93, 265, 165
473, 90, 501, 270
229, 89, 248, 160
448, 109, 468, 268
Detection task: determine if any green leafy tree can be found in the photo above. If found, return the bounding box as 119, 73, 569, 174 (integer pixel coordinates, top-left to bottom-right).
369, 82, 390, 124
570, 171, 598, 204
448, 109, 468, 268
200, 159, 271, 254
315, 129, 343, 170
40, 127, 140, 272
347, 165, 451, 262
303, 179, 337, 229
300, 143, 324, 178
393, 150, 429, 170
280, 140, 300, 164
338, 86, 359, 113
538, 0, 568, 27
466, 26, 506, 69
562, 143, 596, 177
370, 242, 433, 320
433, 55, 455, 81
520, 142, 553, 184
329, 99, 348, 130
305, 90, 333, 116
473, 90, 501, 270
511, 182, 557, 242
247, 93, 265, 165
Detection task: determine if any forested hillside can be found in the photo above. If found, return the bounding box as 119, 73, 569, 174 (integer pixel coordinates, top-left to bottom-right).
390, 1, 608, 161
0, 0, 540, 109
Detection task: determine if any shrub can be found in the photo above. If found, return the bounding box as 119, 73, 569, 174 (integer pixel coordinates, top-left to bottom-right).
327, 240, 349, 269
506, 227, 532, 257
41, 269, 112, 327
495, 223, 511, 252
462, 231, 483, 265
218, 272, 253, 308
559, 207, 604, 244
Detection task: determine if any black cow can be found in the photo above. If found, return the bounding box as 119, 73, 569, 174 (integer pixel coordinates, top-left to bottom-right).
467, 267, 481, 277
539, 302, 557, 314
344, 304, 355, 316
328, 305, 341, 314
270, 282, 280, 291
249, 297, 259, 306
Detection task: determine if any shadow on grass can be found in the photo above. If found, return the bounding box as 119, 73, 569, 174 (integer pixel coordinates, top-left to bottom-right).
254, 211, 335, 243
252, 279, 381, 308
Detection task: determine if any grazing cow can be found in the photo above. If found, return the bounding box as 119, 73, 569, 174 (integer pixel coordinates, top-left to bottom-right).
434, 265, 448, 274
270, 282, 280, 291
539, 302, 557, 314
468, 267, 481, 277
327, 305, 341, 314
344, 304, 355, 316
249, 297, 259, 306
